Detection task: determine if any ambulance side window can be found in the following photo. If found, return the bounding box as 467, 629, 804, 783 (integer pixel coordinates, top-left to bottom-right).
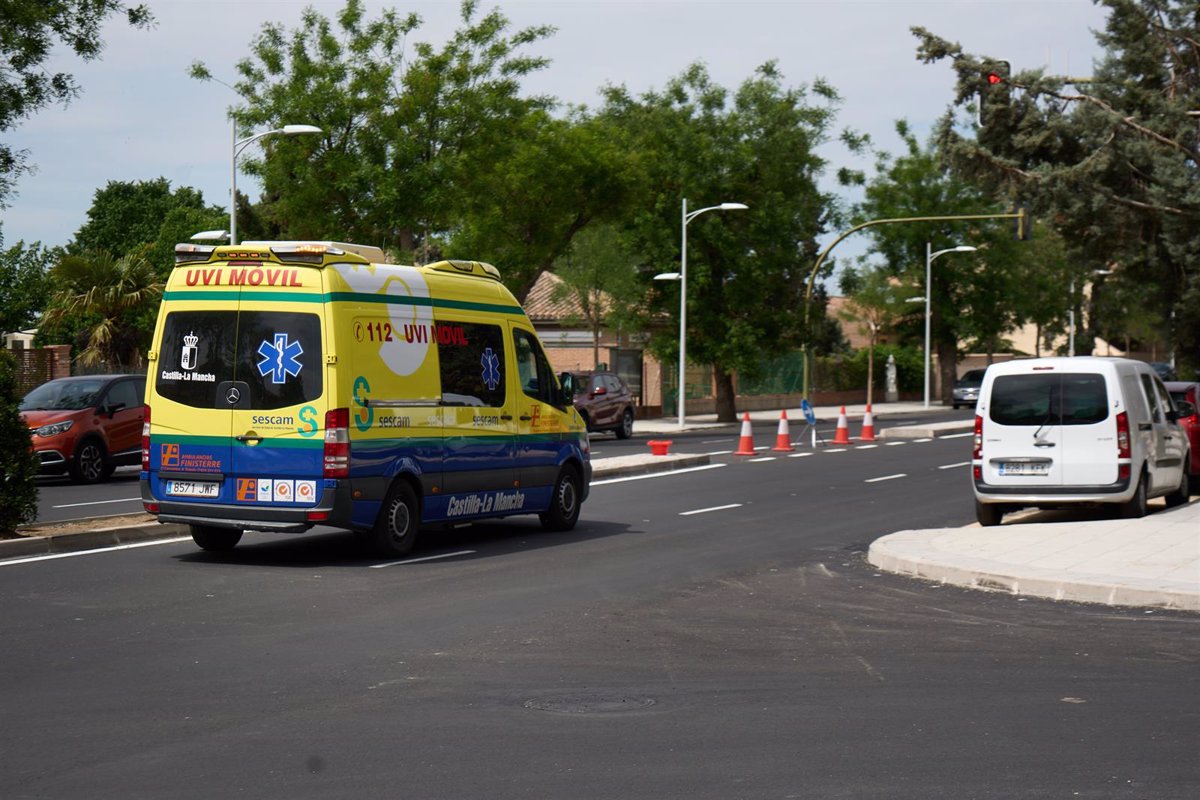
437, 322, 505, 408
513, 329, 556, 405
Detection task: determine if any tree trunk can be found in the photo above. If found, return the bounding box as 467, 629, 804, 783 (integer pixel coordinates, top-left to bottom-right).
714, 365, 737, 423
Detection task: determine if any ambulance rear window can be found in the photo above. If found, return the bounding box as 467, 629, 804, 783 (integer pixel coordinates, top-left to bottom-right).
157, 310, 322, 410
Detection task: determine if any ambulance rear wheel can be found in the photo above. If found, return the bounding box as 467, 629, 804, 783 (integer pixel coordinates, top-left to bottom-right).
540, 466, 581, 532
374, 481, 420, 557
190, 525, 242, 552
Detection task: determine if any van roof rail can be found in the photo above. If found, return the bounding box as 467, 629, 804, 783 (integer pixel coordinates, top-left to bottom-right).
423, 259, 501, 281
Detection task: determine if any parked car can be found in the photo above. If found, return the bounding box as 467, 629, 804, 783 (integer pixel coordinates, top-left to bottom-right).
972, 357, 1192, 526
1166, 380, 1200, 492
952, 368, 987, 410
19, 374, 146, 483
1150, 361, 1177, 381
571, 371, 635, 439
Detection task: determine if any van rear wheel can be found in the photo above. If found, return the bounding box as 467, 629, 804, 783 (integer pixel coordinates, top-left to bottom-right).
1164, 464, 1190, 508
373, 481, 420, 557
975, 501, 1007, 527
1117, 474, 1148, 519
540, 466, 582, 532
191, 525, 242, 552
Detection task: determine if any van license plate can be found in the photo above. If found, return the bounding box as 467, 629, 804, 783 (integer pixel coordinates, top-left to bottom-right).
166, 480, 220, 498
999, 462, 1049, 476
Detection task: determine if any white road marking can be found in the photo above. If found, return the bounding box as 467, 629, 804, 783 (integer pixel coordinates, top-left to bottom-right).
680, 503, 743, 516
886, 441, 907, 446
590, 463, 726, 486
865, 473, 907, 483
824, 448, 847, 453
52, 497, 141, 509
940, 432, 974, 439
748, 456, 776, 462
0, 537, 192, 567
855, 444, 878, 450
705, 450, 732, 456
938, 461, 972, 470
788, 452, 813, 458
912, 438, 933, 443
371, 550, 476, 569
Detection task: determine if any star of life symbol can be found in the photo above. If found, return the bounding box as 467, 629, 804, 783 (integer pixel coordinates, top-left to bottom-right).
481, 347, 501, 391
180, 331, 199, 371
257, 333, 304, 385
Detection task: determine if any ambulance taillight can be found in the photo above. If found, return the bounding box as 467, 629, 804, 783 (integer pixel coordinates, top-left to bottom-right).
142, 405, 151, 471
324, 408, 351, 478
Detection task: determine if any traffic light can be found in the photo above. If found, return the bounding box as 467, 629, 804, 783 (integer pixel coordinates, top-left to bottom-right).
977, 59, 1011, 126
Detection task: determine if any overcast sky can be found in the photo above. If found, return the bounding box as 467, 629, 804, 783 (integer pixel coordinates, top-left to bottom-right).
4, 0, 1110, 262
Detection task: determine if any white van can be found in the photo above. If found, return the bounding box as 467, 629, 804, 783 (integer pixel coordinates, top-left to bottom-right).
972, 357, 1193, 525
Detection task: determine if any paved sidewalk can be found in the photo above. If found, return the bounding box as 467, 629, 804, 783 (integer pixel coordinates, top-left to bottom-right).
869, 500, 1200, 612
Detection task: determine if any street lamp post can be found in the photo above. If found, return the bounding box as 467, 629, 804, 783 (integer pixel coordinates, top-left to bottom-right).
923, 243, 976, 408
654, 198, 747, 429
230, 120, 322, 245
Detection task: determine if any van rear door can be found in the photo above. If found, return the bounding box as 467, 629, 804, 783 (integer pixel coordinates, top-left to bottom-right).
982, 371, 1114, 487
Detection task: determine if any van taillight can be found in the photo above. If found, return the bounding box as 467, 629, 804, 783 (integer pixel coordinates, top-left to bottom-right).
1115, 411, 1130, 459
973, 414, 983, 460
324, 408, 350, 478
141, 405, 151, 471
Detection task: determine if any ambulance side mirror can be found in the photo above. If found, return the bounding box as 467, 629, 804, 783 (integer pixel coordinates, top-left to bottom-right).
557, 372, 575, 408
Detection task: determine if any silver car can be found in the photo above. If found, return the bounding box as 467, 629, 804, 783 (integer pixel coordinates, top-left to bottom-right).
952, 368, 986, 409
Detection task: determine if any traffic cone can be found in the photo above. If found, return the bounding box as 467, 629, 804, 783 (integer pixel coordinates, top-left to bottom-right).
859, 404, 876, 442
734, 412, 757, 455
831, 405, 852, 445
772, 410, 794, 452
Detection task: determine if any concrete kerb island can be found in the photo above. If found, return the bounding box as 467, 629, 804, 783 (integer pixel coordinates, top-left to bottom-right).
0, 453, 711, 561
869, 501, 1200, 612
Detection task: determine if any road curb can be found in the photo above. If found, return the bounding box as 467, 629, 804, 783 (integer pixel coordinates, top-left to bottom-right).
2, 455, 706, 560
868, 528, 1200, 612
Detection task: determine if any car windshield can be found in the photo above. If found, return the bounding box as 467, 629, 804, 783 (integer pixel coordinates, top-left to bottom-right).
20, 379, 106, 411
571, 373, 592, 395
958, 369, 986, 386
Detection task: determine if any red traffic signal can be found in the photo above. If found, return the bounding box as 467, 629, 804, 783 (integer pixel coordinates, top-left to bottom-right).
986, 72, 1005, 85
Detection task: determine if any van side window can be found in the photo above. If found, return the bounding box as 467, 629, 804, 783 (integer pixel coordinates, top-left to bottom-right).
1139, 374, 1163, 423
513, 329, 557, 405
437, 322, 506, 407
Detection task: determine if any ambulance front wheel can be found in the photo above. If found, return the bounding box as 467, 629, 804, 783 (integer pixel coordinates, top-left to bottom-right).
190, 525, 243, 552
374, 481, 420, 557
540, 466, 582, 532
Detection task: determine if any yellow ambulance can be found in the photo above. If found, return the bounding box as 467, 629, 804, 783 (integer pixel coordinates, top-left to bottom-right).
140, 241, 591, 556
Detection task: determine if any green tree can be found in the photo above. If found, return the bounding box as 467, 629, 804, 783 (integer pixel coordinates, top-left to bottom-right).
193, 0, 555, 260
0, 1, 153, 207
603, 62, 848, 421
913, 1, 1200, 375
0, 350, 38, 534
41, 248, 163, 368
0, 231, 54, 338
549, 223, 644, 368
70, 178, 219, 262
853, 122, 1025, 402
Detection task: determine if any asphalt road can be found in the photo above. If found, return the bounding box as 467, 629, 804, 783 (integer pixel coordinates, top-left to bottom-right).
5, 434, 1197, 798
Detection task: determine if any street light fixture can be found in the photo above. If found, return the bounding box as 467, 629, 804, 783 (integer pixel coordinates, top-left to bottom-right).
923, 243, 976, 408
230, 121, 322, 245
655, 198, 748, 429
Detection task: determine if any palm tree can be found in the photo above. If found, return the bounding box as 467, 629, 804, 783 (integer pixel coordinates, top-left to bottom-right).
42, 248, 163, 369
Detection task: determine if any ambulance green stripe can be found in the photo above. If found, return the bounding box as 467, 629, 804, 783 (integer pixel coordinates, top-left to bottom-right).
163, 289, 524, 316
153, 434, 323, 449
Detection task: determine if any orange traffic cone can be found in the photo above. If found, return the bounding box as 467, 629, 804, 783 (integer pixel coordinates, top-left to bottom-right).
831, 405, 852, 445
734, 412, 757, 455
859, 404, 876, 442
772, 410, 794, 452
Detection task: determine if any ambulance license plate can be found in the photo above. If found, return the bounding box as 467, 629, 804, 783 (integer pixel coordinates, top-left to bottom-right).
166, 480, 220, 498
999, 462, 1049, 477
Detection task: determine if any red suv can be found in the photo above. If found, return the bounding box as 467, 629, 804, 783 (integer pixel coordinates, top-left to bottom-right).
19, 374, 147, 483
1166, 380, 1200, 492
571, 371, 635, 439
